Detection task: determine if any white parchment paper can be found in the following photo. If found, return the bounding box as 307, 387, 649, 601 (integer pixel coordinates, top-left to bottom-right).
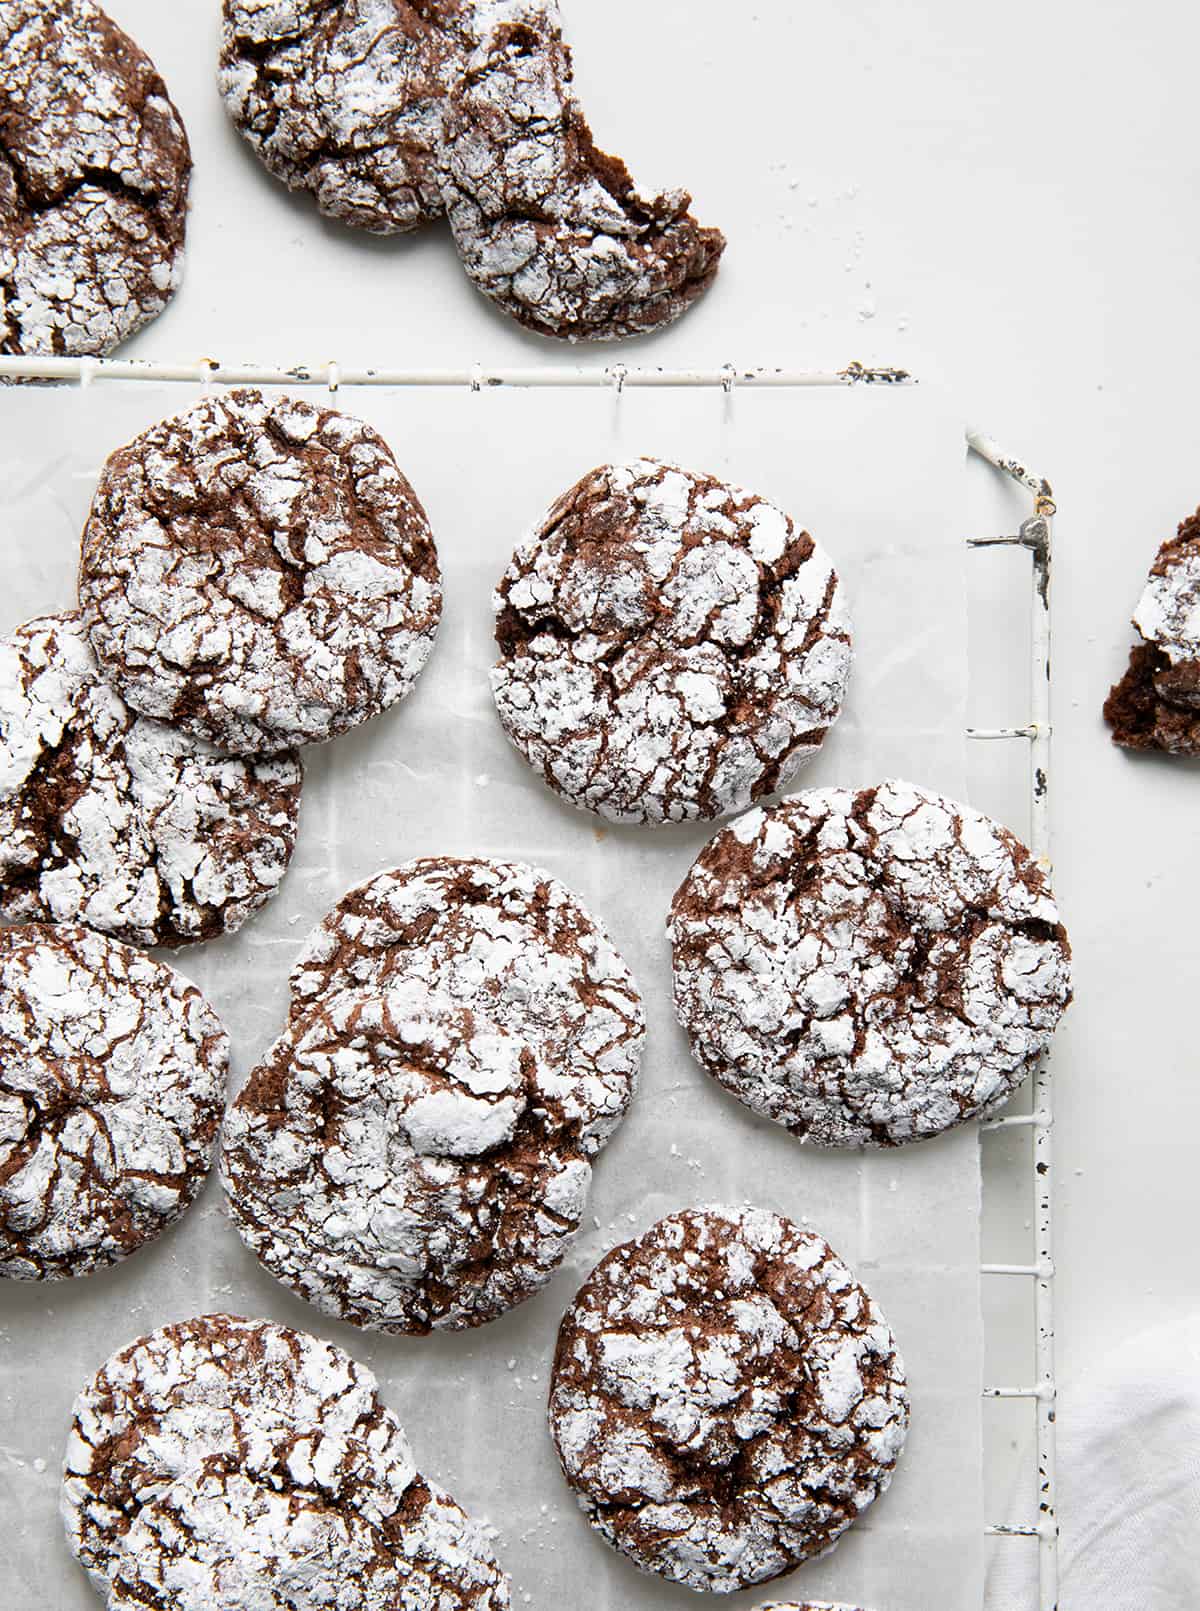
0, 379, 980, 1611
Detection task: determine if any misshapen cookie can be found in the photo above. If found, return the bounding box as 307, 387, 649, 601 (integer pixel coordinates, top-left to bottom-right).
492, 460, 851, 824
669, 781, 1072, 1148
0, 613, 302, 948
78, 389, 442, 756
218, 0, 455, 234
441, 1, 725, 340
548, 1205, 909, 1594
108, 1427, 509, 1611
1104, 507, 1200, 753
0, 0, 190, 358
61, 1314, 415, 1590
222, 980, 599, 1333
0, 924, 226, 1281
289, 857, 645, 1153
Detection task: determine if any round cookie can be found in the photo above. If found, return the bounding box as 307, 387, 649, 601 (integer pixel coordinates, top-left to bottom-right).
669, 780, 1073, 1148
1104, 506, 1200, 753
288, 857, 645, 1153
108, 1427, 510, 1611
0, 0, 190, 359
78, 389, 442, 756
548, 1205, 909, 1594
61, 1313, 414, 1590
222, 979, 599, 1333
0, 613, 302, 948
219, 0, 456, 234
440, 1, 725, 340
491, 459, 851, 825
0, 924, 226, 1281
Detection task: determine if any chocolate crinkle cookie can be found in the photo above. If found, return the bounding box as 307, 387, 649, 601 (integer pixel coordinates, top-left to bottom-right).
0, 923, 226, 1281
226, 857, 644, 1331
219, 0, 724, 340
1104, 507, 1200, 754
288, 856, 645, 1152
0, 0, 190, 359
0, 612, 303, 948
492, 460, 852, 825
78, 388, 442, 757
223, 982, 600, 1332
757, 1603, 875, 1611
669, 780, 1072, 1148
548, 1205, 909, 1595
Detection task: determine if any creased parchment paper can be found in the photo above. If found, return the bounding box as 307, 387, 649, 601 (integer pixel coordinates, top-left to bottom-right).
0, 379, 980, 1611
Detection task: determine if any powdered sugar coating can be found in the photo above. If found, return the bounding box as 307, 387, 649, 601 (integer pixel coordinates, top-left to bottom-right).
223, 978, 598, 1333
218, 0, 454, 234
548, 1205, 909, 1594
441, 1, 725, 340
289, 857, 644, 1153
669, 780, 1073, 1148
61, 1313, 415, 1591
0, 613, 303, 948
108, 1427, 509, 1611
79, 389, 442, 757
0, 923, 226, 1281
0, 0, 190, 358
757, 1603, 873, 1610
492, 459, 852, 824
1105, 508, 1200, 753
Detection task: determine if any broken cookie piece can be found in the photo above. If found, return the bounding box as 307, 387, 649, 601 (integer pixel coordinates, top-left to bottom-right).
1104, 508, 1200, 754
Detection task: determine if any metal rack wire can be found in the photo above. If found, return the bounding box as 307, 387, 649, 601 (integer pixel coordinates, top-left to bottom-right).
0, 354, 1058, 1610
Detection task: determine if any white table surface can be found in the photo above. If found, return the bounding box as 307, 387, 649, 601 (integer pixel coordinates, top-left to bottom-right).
21, 0, 1200, 1595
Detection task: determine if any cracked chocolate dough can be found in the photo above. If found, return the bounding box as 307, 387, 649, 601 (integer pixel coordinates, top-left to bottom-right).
224, 856, 644, 1331
669, 780, 1073, 1148
108, 1427, 510, 1611
0, 612, 303, 948
491, 460, 852, 825
288, 856, 645, 1153
78, 388, 442, 757
1104, 506, 1200, 753
61, 1313, 416, 1590
0, 0, 190, 358
0, 923, 226, 1281
219, 0, 724, 340
548, 1205, 909, 1595
757, 1604, 874, 1611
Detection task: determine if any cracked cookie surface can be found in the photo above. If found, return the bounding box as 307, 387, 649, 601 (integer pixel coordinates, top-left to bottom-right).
223, 979, 599, 1333
0, 612, 303, 947
757, 1603, 874, 1610
440, 1, 725, 340
78, 388, 442, 756
0, 923, 226, 1281
61, 1312, 415, 1591
289, 856, 645, 1154
108, 1425, 510, 1611
219, 0, 457, 234
492, 460, 851, 824
1104, 507, 1200, 753
548, 1205, 909, 1594
669, 780, 1073, 1148
0, 0, 190, 358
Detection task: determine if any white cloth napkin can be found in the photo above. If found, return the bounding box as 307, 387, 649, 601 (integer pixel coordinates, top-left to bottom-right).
985, 1315, 1200, 1611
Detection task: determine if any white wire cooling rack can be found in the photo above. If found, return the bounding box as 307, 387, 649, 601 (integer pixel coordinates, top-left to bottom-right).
0, 353, 1059, 1611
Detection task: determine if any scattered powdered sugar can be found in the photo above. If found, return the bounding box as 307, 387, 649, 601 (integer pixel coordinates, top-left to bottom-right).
0, 923, 227, 1281
440, 0, 725, 340
0, 613, 303, 948
288, 857, 645, 1154
491, 459, 852, 825
0, 0, 190, 358
547, 1205, 909, 1594
1105, 507, 1200, 754
221, 978, 597, 1333
668, 780, 1073, 1148
60, 1313, 415, 1591
78, 388, 442, 757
